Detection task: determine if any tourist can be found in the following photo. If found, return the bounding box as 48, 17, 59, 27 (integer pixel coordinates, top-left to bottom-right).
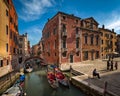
107, 60, 110, 70
93, 68, 100, 79
110, 60, 113, 71
115, 61, 118, 70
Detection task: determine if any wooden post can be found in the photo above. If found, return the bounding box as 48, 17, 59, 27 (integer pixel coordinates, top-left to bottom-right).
104, 81, 108, 96
70, 65, 72, 80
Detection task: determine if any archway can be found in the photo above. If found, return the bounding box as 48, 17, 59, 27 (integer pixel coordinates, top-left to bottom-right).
24, 56, 47, 66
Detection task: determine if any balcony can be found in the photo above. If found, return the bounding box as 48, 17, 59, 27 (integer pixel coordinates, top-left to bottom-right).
76, 34, 80, 38
76, 48, 80, 52
62, 48, 68, 53
62, 32, 67, 38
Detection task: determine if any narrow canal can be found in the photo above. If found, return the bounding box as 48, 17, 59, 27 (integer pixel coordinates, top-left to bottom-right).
23, 69, 86, 96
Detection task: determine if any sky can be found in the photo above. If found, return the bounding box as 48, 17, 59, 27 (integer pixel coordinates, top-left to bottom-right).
13, 0, 120, 46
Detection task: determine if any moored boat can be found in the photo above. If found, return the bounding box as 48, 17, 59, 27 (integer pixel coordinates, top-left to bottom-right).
2, 84, 24, 96
24, 63, 33, 73
47, 72, 59, 89
55, 68, 69, 87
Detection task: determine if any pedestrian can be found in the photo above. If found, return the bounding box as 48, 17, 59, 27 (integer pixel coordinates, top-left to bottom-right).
93, 68, 100, 79
110, 60, 113, 71
115, 61, 118, 70
107, 60, 110, 70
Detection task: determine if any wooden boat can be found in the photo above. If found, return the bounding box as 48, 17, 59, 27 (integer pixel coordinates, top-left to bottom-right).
55, 68, 69, 87
2, 84, 24, 96
47, 72, 59, 89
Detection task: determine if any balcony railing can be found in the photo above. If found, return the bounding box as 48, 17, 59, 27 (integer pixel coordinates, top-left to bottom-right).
62, 48, 68, 53
76, 48, 80, 52
62, 32, 67, 37
76, 33, 80, 38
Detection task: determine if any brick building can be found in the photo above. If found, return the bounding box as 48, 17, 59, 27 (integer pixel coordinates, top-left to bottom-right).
42, 12, 101, 70
9, 0, 19, 71
99, 25, 117, 59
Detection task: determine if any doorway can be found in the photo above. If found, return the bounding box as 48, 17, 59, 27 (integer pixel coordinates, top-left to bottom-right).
70, 55, 73, 63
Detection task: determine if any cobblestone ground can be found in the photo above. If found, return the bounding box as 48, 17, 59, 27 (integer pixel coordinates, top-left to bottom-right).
72, 57, 120, 96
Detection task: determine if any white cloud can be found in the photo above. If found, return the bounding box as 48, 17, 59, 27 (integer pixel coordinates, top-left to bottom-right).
22, 26, 42, 46
19, 0, 55, 21
103, 11, 120, 34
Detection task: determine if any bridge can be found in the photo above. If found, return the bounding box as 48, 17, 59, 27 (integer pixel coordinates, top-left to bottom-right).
24, 56, 47, 66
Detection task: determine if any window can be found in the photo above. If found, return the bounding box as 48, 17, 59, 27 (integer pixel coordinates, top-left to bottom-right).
76, 52, 79, 56
84, 51, 88, 60
76, 19, 78, 24
63, 40, 66, 48
13, 48, 16, 54
62, 24, 66, 33
62, 16, 66, 20
19, 38, 23, 41
81, 20, 84, 27
76, 38, 79, 48
101, 40, 103, 44
6, 43, 8, 52
96, 51, 99, 59
0, 60, 3, 67
53, 27, 57, 35
96, 36, 99, 45
62, 52, 66, 57
55, 53, 56, 56
90, 36, 94, 45
10, 17, 13, 23
6, 9, 8, 16
84, 36, 88, 44
6, 25, 8, 35
76, 27, 79, 34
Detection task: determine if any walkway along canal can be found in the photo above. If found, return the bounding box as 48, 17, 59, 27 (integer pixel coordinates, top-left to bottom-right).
23, 69, 86, 96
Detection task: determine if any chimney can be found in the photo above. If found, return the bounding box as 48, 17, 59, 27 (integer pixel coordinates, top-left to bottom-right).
102, 25, 105, 29
71, 14, 74, 16
25, 33, 27, 36
112, 29, 114, 32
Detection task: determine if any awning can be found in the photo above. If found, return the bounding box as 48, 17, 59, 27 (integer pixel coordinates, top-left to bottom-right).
113, 52, 119, 55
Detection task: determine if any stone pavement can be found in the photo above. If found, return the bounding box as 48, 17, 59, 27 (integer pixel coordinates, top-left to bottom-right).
71, 57, 120, 96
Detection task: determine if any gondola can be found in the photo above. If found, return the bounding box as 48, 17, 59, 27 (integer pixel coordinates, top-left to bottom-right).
55, 68, 69, 87
47, 72, 59, 89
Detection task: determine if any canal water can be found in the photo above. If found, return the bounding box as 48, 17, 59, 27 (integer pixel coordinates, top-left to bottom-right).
23, 69, 86, 96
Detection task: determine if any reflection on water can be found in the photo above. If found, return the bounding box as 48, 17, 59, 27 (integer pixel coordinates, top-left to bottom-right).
23, 69, 86, 96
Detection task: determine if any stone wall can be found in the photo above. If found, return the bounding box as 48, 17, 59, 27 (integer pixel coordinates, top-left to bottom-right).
0, 71, 19, 95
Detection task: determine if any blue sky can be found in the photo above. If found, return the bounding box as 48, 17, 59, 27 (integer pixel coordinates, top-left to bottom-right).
13, 0, 120, 46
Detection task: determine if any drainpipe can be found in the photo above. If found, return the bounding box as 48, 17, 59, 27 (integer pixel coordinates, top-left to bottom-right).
58, 14, 62, 69
80, 29, 82, 62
